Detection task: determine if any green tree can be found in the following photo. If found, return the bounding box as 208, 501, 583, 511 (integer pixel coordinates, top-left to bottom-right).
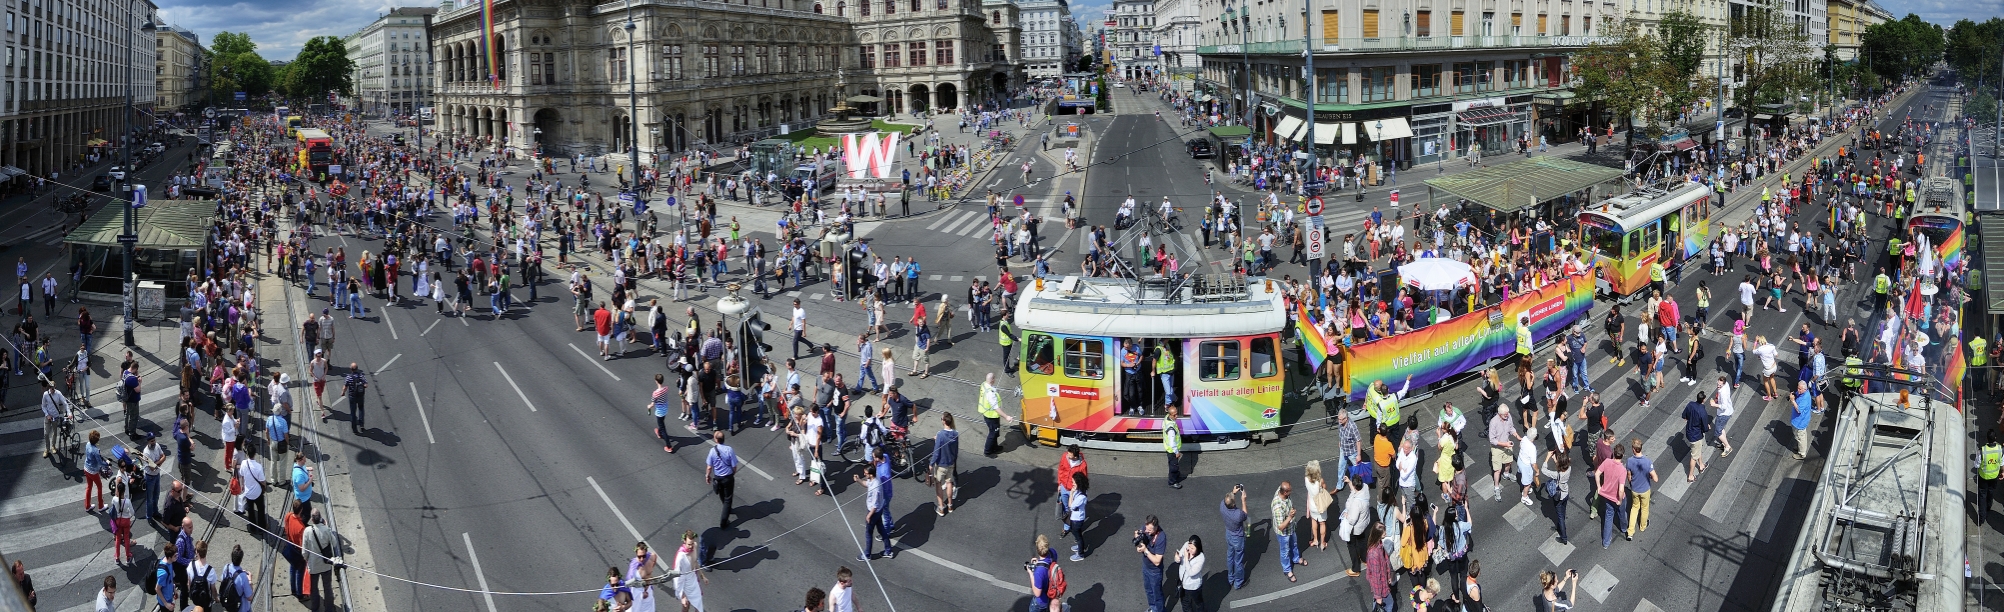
1860, 14, 1945, 82
288, 36, 358, 100
1945, 18, 2003, 97
1969, 92, 1999, 126
1657, 10, 1712, 81
1573, 24, 1668, 149
1727, 0, 1815, 151
208, 31, 274, 104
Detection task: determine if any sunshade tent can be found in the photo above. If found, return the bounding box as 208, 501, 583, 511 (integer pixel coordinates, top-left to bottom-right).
1421, 156, 1624, 213
1399, 258, 1477, 291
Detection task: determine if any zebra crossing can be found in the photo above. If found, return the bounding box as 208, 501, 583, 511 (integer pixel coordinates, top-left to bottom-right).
0, 390, 231, 611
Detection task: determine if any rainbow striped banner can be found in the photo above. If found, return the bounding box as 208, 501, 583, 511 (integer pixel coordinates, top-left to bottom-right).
1332, 273, 1595, 400
481, 0, 500, 89
1296, 303, 1333, 372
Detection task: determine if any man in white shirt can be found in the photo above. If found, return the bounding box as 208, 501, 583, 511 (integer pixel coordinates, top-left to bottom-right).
791, 300, 810, 358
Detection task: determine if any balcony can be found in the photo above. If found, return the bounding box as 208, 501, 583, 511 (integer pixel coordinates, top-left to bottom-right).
1198, 34, 1611, 56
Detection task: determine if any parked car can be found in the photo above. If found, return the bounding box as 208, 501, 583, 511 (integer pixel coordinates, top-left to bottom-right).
107, 166, 126, 180
91, 175, 111, 191
1186, 139, 1215, 158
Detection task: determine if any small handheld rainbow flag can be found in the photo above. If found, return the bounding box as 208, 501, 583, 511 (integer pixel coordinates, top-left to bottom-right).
1295, 303, 1332, 372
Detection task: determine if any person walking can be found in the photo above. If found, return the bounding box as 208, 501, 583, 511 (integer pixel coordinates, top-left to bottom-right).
1595, 444, 1630, 549
790, 299, 810, 358
343, 365, 368, 434
931, 414, 959, 514
1220, 485, 1249, 589
1978, 432, 2002, 524
1135, 515, 1168, 612
1025, 536, 1059, 612
1710, 377, 1737, 456
855, 451, 896, 560
1790, 380, 1815, 460
1538, 451, 1572, 545
236, 444, 267, 532
1625, 438, 1658, 538
704, 430, 739, 530
1339, 476, 1371, 577
650, 374, 677, 454
1064, 474, 1090, 560
301, 509, 336, 612
674, 531, 707, 612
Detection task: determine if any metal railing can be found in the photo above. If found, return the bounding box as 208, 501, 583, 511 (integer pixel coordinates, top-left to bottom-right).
1198, 34, 1614, 56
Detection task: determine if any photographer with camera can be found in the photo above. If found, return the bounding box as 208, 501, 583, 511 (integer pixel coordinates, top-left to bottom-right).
1024, 535, 1060, 612
1134, 516, 1167, 612
1219, 484, 1248, 589
1535, 568, 1580, 612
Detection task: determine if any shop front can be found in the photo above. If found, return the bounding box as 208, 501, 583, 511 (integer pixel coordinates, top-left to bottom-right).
1534, 91, 1593, 143
1452, 96, 1533, 159
1272, 98, 1412, 169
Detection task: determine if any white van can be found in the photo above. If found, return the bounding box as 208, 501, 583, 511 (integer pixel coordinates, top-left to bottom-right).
791, 160, 839, 194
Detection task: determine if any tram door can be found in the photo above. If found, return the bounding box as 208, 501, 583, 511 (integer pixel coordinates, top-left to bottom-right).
1663, 212, 1682, 264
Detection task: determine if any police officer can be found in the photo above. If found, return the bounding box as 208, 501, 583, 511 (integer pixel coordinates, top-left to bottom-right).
1980, 432, 2002, 525
998, 316, 1019, 373
1154, 342, 1178, 411
1872, 268, 1891, 312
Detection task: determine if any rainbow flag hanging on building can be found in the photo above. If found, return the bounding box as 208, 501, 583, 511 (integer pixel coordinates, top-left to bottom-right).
481, 0, 500, 89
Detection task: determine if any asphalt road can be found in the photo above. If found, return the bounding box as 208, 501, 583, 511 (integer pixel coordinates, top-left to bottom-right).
278, 80, 1962, 612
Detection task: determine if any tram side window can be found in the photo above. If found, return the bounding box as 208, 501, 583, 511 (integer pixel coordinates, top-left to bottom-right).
1199, 340, 1241, 381
1025, 334, 1057, 375
1624, 230, 1641, 258
1249, 336, 1278, 378
1643, 223, 1660, 252
1063, 338, 1106, 379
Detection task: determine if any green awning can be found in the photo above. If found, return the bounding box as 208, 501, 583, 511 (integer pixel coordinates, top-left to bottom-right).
1208, 126, 1253, 139
64, 198, 214, 249
1422, 157, 1624, 213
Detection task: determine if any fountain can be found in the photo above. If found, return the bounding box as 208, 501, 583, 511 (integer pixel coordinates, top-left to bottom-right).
816, 67, 879, 134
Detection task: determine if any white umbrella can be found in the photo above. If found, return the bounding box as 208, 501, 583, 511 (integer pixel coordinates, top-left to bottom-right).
1399, 257, 1477, 292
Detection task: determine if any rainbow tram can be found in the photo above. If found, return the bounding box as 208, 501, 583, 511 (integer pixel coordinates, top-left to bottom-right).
1577, 180, 1713, 300
1013, 274, 1288, 448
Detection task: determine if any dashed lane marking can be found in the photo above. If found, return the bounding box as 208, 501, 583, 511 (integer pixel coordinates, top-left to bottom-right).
420, 319, 441, 336
375, 353, 402, 374
410, 382, 436, 444
1229, 566, 1348, 608
586, 476, 672, 572
494, 362, 537, 412
567, 343, 623, 381
899, 547, 1030, 595
462, 533, 499, 612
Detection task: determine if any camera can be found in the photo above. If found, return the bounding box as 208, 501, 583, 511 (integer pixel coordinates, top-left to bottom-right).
1132, 531, 1149, 547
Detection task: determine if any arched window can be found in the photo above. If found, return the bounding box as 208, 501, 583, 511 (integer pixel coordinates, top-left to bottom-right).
813, 2, 823, 12
992, 10, 1000, 23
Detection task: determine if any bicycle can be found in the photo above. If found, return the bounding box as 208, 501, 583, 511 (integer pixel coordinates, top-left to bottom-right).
836, 422, 924, 480
64, 364, 93, 413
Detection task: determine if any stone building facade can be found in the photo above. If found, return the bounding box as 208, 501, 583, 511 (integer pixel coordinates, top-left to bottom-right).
0, 0, 158, 176
345, 7, 438, 117
428, 0, 1020, 160
154, 25, 206, 112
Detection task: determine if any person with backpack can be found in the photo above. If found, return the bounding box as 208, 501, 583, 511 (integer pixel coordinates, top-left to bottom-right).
301, 509, 337, 611
219, 544, 253, 612
1538, 452, 1573, 545
1025, 535, 1064, 612
185, 540, 216, 611
151, 542, 177, 611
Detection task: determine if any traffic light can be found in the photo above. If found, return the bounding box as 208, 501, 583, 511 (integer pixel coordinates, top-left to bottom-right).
846, 247, 871, 301
738, 311, 773, 380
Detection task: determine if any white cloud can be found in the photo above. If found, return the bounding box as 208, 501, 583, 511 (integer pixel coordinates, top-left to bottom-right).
156, 0, 400, 60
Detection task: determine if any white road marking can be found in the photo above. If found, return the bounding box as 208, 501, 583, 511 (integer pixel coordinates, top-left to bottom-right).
567, 343, 623, 381
949, 275, 965, 282
375, 353, 402, 374
410, 382, 436, 444
462, 533, 499, 612
383, 310, 398, 340
1538, 537, 1573, 565
810, 293, 826, 301
901, 547, 1031, 595
923, 212, 957, 231
0, 515, 103, 555
421, 319, 441, 336
928, 274, 942, 281
493, 362, 538, 412
586, 476, 672, 572
459, 313, 470, 326
1581, 565, 1620, 602
1635, 598, 1666, 612
1229, 567, 1347, 608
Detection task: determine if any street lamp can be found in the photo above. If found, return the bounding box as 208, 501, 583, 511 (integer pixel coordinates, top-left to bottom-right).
123, 3, 156, 347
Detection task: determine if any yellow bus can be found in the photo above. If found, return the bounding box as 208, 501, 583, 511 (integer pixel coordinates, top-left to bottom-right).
285, 115, 303, 137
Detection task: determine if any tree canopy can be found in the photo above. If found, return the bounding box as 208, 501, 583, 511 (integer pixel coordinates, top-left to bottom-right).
284, 36, 358, 100
207, 31, 274, 103
1859, 14, 1945, 81
1945, 18, 2002, 96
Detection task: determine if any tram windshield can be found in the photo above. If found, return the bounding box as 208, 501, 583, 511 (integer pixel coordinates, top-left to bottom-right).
1582, 223, 1624, 258
1909, 217, 1958, 250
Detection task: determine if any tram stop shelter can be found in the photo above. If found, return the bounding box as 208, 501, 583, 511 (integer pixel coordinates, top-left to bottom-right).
1420, 156, 1624, 220
1974, 154, 2004, 333
63, 198, 212, 304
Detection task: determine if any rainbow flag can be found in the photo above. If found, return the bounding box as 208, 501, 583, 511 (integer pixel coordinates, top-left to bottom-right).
1296, 303, 1333, 372
1342, 274, 1594, 400
481, 0, 500, 89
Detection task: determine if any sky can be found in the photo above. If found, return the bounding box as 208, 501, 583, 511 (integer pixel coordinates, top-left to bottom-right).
154, 0, 1991, 62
